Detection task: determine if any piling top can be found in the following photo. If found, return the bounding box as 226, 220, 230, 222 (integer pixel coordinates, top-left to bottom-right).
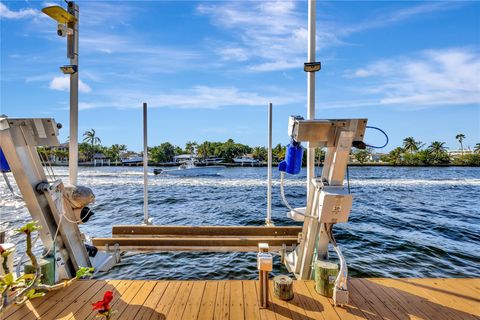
274, 275, 293, 284
315, 260, 339, 270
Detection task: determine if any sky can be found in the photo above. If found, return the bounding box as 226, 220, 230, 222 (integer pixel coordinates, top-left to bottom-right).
1, 0, 479, 152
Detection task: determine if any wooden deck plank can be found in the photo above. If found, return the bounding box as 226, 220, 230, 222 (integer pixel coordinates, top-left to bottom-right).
302, 280, 363, 320
5, 278, 479, 320
229, 280, 245, 320
243, 280, 261, 320
65, 280, 120, 320
10, 280, 92, 320
167, 281, 194, 319
197, 281, 218, 320
370, 278, 451, 320
2, 282, 66, 319
214, 281, 230, 320
132, 281, 169, 320
377, 279, 479, 320
181, 281, 206, 320
118, 281, 158, 320
351, 278, 402, 320
348, 280, 383, 320
152, 281, 182, 319
42, 280, 108, 320
254, 280, 276, 320
360, 279, 428, 320
408, 278, 480, 314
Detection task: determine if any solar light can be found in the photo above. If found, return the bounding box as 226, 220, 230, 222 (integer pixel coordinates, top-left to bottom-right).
41, 6, 76, 24
60, 65, 77, 74
304, 62, 321, 72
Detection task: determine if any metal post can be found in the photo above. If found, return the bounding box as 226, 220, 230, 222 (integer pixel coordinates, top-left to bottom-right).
143, 102, 149, 225
266, 102, 273, 226
68, 2, 79, 186
306, 0, 316, 196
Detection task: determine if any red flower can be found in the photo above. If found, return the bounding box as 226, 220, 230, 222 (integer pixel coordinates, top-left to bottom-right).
92, 290, 113, 312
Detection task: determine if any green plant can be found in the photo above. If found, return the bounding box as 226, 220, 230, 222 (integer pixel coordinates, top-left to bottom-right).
0, 221, 93, 313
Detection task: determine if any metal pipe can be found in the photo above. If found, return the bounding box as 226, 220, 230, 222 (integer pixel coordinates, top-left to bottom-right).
266, 102, 273, 226
143, 102, 149, 225
306, 0, 316, 197
68, 2, 79, 186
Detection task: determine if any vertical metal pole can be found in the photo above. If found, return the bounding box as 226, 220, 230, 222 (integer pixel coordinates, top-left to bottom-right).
68, 2, 79, 186
306, 0, 316, 196
143, 102, 149, 225
266, 102, 273, 226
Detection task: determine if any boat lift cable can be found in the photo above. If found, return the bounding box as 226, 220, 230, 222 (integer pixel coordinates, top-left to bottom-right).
2, 172, 23, 200
326, 223, 348, 291
365, 126, 389, 149
280, 172, 317, 219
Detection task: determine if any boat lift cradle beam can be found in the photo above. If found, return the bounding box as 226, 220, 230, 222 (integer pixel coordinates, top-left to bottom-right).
92, 225, 302, 253
0, 117, 91, 279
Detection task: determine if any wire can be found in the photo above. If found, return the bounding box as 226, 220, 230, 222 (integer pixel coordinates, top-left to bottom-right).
280, 172, 317, 218
326, 224, 348, 291
365, 125, 389, 149
346, 165, 351, 193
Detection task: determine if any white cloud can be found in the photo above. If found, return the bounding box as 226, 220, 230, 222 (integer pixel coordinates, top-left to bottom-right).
0, 3, 37, 19
339, 48, 480, 108
78, 85, 302, 110
49, 76, 92, 93
198, 1, 467, 72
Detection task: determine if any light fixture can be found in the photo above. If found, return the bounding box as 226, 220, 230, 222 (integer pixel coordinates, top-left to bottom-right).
304, 62, 321, 73
60, 65, 78, 74
41, 6, 76, 24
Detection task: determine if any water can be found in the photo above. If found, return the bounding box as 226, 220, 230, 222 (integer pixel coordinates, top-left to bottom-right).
1, 166, 479, 279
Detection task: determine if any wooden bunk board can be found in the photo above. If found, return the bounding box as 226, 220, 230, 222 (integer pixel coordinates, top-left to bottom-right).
92, 225, 302, 252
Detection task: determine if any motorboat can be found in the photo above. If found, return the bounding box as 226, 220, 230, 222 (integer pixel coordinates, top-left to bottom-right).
233, 156, 260, 165
154, 160, 225, 176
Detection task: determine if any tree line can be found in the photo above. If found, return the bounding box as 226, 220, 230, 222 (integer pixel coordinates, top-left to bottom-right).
39, 129, 480, 166
353, 135, 480, 166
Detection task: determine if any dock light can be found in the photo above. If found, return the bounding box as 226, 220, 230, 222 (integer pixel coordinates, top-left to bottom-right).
60, 65, 77, 74
304, 62, 321, 72
41, 5, 76, 24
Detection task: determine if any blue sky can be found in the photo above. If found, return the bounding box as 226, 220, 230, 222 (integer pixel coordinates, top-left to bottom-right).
1, 1, 479, 152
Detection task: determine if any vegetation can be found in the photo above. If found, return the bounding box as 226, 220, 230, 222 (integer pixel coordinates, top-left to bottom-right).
381, 136, 479, 166
38, 129, 479, 166
0, 221, 93, 314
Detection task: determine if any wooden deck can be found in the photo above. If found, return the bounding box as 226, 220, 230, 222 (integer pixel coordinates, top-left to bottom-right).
3, 278, 479, 320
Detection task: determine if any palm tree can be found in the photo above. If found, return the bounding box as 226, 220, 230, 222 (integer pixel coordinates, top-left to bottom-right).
185, 141, 197, 155
455, 134, 466, 155
83, 129, 101, 146
402, 137, 423, 153
428, 141, 447, 153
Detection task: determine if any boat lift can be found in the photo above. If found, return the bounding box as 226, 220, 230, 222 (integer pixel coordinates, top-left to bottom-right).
1, 0, 366, 307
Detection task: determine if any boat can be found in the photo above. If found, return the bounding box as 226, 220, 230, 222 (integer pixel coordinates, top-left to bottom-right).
153, 159, 225, 176
233, 156, 260, 165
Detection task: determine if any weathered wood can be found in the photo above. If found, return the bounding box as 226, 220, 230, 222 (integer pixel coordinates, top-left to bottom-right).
5, 278, 480, 320
314, 260, 339, 298
112, 225, 302, 237
273, 275, 294, 301
92, 236, 298, 252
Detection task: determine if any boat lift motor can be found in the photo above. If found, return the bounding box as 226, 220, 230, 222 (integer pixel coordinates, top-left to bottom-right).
279, 116, 367, 306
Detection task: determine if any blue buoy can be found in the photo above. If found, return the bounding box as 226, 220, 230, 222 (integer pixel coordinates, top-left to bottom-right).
278, 141, 303, 175
0, 147, 11, 173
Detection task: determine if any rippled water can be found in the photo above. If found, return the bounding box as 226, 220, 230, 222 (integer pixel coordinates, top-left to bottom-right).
1, 166, 479, 279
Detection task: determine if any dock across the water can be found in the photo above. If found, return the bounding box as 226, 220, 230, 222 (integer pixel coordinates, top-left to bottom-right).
3, 278, 479, 319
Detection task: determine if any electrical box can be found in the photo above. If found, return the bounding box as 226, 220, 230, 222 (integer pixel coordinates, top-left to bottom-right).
317, 187, 352, 224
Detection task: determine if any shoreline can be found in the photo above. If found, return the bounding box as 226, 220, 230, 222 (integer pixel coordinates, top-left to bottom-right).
47, 163, 480, 168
